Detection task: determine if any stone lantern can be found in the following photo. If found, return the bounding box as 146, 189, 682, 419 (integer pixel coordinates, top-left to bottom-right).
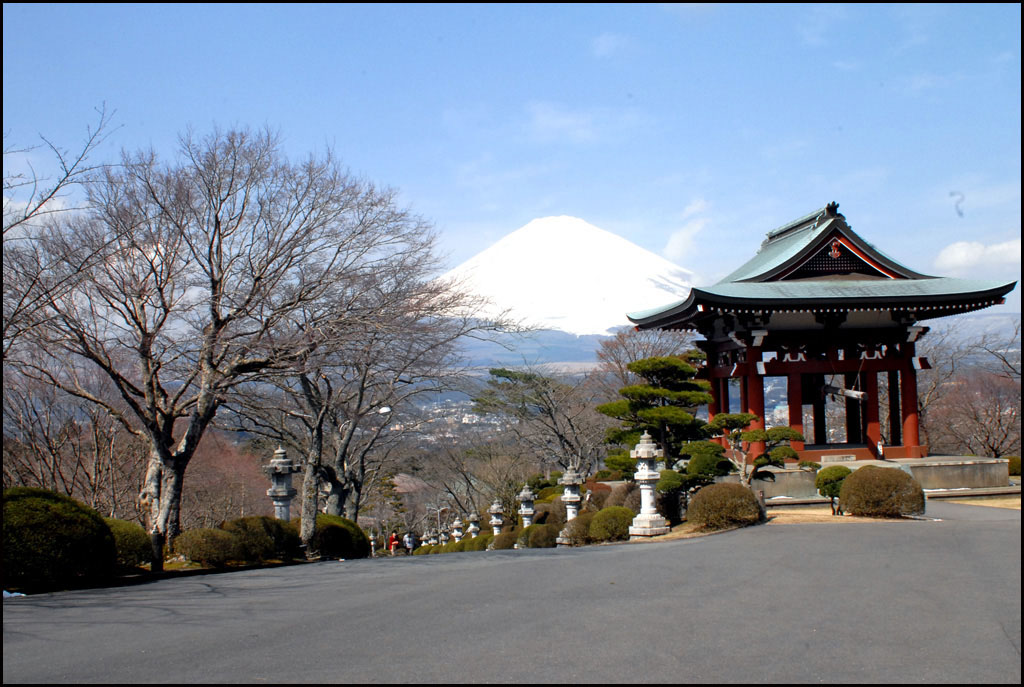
263, 446, 301, 521
427, 529, 438, 546
488, 500, 505, 535
439, 528, 449, 546
517, 485, 537, 528
558, 467, 583, 521
452, 518, 464, 542
628, 432, 670, 538
467, 513, 481, 538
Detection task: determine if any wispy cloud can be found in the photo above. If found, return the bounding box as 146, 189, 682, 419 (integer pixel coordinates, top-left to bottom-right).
934, 239, 1021, 273
664, 198, 711, 267
523, 102, 648, 145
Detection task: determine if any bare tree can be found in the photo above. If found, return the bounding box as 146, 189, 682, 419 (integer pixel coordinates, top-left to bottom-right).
230, 243, 505, 547
3, 359, 147, 521
3, 107, 116, 358
975, 318, 1021, 383
18, 128, 429, 570
472, 366, 611, 476
928, 372, 1020, 458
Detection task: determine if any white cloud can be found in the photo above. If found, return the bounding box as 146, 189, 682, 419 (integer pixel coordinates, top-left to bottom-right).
934, 239, 1022, 273
664, 217, 708, 263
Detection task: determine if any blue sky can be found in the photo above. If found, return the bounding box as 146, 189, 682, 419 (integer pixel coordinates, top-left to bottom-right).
4, 4, 1020, 310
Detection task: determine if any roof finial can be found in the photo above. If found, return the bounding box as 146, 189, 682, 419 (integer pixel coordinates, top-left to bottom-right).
825, 201, 840, 217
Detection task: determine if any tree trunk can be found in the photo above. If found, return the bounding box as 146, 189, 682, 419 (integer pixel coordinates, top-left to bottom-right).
299, 458, 320, 557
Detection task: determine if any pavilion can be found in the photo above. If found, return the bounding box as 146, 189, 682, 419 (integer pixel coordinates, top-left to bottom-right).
628, 202, 1017, 462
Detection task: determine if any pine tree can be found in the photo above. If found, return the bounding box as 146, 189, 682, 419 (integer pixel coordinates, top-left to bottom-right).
596, 354, 713, 463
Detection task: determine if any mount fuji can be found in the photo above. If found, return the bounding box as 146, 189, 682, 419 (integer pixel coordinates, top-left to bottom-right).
443, 216, 697, 364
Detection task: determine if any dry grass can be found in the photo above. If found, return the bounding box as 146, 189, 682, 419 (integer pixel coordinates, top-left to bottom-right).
943, 495, 1021, 510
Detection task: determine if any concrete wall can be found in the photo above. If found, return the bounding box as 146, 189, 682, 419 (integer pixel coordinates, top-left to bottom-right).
717, 459, 1010, 497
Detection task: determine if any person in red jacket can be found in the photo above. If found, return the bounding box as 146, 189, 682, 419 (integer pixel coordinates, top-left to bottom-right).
388, 531, 399, 556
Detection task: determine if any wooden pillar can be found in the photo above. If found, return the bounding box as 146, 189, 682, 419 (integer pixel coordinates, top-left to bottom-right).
888, 370, 902, 447
745, 346, 766, 457
901, 357, 920, 450
844, 371, 862, 444
864, 372, 881, 456
719, 377, 730, 414
787, 372, 804, 451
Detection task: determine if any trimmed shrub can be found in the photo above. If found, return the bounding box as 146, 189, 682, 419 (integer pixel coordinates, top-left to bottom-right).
534, 500, 567, 527
4, 488, 117, 589
220, 516, 278, 562
311, 514, 370, 559
174, 528, 242, 568
1007, 456, 1020, 477
527, 523, 559, 548
413, 544, 434, 555
491, 530, 518, 550
815, 465, 852, 513
688, 483, 762, 531
105, 517, 152, 568
564, 512, 595, 546
537, 486, 563, 503
839, 467, 925, 518
467, 532, 494, 551
589, 506, 634, 542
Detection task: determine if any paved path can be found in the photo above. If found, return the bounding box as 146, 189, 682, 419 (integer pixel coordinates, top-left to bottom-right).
4, 502, 1020, 683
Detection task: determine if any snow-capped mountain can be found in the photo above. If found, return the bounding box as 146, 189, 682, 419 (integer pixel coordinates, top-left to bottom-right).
443, 216, 696, 337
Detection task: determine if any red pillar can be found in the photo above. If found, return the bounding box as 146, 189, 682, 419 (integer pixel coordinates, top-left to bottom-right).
787, 372, 804, 451
745, 346, 766, 457
901, 359, 920, 451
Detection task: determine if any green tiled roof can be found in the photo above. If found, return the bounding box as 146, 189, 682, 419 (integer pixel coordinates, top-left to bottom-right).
627, 202, 1018, 328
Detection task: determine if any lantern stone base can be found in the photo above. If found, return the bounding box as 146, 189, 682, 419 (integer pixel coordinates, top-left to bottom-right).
629, 513, 670, 538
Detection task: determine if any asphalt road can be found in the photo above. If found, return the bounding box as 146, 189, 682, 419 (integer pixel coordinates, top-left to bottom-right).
4, 501, 1020, 684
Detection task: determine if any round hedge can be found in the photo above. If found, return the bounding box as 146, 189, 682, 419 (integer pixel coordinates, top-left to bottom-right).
1006, 456, 1020, 477
174, 528, 242, 568
687, 483, 762, 530
491, 530, 518, 550
589, 506, 634, 542
815, 465, 853, 499
4, 487, 117, 589
564, 511, 595, 546
309, 514, 370, 559
105, 517, 152, 568
838, 466, 925, 518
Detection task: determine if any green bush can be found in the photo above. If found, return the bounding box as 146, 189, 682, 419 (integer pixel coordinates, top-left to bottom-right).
413, 544, 434, 555
4, 488, 117, 589
589, 506, 634, 542
311, 514, 370, 559
1006, 456, 1021, 477
220, 516, 279, 562
174, 528, 242, 568
491, 530, 518, 550
815, 465, 852, 496
469, 532, 494, 551
105, 517, 152, 568
688, 483, 762, 530
564, 511, 595, 546
527, 523, 559, 548
687, 452, 735, 478
537, 486, 563, 503
839, 467, 925, 518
